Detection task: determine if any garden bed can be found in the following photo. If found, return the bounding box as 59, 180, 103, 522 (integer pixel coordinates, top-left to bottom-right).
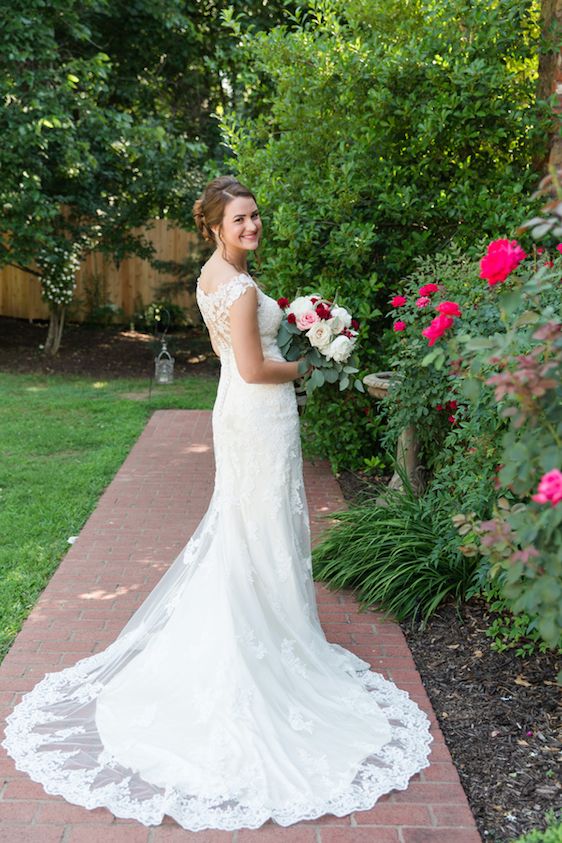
339, 470, 561, 843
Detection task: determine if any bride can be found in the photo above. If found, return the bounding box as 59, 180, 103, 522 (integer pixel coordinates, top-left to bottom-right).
1, 174, 433, 830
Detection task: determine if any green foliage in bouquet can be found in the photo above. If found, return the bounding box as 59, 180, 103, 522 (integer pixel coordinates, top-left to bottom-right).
276, 316, 364, 397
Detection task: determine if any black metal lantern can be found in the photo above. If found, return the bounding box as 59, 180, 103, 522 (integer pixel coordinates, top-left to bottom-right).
153, 307, 175, 384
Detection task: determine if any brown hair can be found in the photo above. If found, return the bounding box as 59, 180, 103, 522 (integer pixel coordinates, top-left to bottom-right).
192, 175, 261, 274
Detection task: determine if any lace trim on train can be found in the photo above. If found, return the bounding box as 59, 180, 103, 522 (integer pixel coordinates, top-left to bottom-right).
2, 650, 433, 831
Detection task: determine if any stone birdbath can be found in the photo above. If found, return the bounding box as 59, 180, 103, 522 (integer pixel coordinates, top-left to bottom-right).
363, 371, 424, 496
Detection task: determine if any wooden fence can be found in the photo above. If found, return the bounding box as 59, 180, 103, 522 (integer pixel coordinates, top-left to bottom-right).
0, 221, 200, 322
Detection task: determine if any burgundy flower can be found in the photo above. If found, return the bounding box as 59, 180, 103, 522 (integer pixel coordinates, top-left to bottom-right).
315, 303, 332, 320
287, 312, 296, 324
277, 297, 289, 309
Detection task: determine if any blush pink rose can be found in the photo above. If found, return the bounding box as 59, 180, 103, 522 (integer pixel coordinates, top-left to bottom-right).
416, 296, 431, 308
436, 300, 462, 317
393, 320, 406, 332
479, 238, 527, 286
531, 469, 562, 506
296, 310, 320, 331
422, 314, 454, 346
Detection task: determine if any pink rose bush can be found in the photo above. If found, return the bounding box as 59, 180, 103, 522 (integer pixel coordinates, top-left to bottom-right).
277, 293, 363, 398
386, 225, 561, 653
393, 320, 406, 332
391, 295, 407, 307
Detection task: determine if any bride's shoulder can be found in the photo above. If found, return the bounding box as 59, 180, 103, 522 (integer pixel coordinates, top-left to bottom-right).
197, 264, 256, 298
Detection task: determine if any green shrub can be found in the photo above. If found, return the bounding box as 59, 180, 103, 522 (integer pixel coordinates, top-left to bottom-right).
509, 810, 562, 843
312, 470, 476, 623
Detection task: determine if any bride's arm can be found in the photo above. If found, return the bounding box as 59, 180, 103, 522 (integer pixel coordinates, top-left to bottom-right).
230, 286, 303, 384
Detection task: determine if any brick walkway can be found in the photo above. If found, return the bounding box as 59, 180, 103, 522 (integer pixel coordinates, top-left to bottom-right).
0, 410, 482, 842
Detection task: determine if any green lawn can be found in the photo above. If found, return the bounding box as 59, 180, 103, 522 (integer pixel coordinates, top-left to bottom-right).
0, 372, 217, 662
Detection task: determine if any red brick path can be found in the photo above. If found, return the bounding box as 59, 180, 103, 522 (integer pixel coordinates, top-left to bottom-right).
0, 410, 482, 842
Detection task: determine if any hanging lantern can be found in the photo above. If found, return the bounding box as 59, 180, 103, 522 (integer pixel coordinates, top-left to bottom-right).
154, 337, 175, 384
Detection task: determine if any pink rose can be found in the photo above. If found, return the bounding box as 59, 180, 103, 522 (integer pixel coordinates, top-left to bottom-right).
556, 244, 562, 254
436, 300, 462, 317
418, 283, 439, 296
416, 296, 431, 308
479, 238, 527, 286
393, 320, 406, 332
531, 469, 562, 506
391, 295, 407, 307
422, 314, 454, 346
296, 310, 320, 331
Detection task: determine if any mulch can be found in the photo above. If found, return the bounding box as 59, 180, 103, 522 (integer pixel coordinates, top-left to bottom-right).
2, 316, 561, 843
0, 316, 220, 379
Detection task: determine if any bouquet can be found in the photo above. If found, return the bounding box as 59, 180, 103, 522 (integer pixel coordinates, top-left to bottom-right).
276, 293, 365, 411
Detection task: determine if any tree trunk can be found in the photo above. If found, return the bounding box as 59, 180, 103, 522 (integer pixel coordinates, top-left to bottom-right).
387, 424, 425, 496
536, 0, 562, 171
44, 304, 66, 356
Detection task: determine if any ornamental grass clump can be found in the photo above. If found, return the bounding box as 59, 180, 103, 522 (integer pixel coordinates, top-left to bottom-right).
311, 472, 476, 624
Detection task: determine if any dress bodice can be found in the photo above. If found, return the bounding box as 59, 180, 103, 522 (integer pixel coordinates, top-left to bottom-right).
196, 273, 284, 362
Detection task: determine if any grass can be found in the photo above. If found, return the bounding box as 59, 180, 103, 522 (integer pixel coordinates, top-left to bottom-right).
0, 372, 217, 662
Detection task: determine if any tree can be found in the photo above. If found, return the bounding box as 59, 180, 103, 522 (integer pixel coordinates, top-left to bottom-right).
0, 0, 295, 353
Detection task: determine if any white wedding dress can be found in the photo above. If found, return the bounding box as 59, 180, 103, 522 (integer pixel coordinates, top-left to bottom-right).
2, 272, 433, 830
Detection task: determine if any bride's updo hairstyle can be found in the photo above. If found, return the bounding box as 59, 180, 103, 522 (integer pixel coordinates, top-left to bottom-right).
192, 175, 260, 272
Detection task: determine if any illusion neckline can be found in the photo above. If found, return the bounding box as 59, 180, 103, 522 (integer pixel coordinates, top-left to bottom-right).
196, 272, 254, 298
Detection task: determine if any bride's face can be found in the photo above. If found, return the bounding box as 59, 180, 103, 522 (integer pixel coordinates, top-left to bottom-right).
213, 196, 262, 255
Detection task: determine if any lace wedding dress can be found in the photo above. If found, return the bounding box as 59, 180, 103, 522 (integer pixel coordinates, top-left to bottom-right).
2, 272, 433, 830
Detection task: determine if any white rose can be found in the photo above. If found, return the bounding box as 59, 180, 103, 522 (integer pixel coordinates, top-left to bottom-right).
324, 334, 354, 363
289, 295, 317, 320
330, 306, 352, 328
327, 314, 346, 333
306, 321, 333, 349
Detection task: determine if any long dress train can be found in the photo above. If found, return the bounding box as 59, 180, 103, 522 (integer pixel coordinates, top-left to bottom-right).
1, 272, 433, 830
